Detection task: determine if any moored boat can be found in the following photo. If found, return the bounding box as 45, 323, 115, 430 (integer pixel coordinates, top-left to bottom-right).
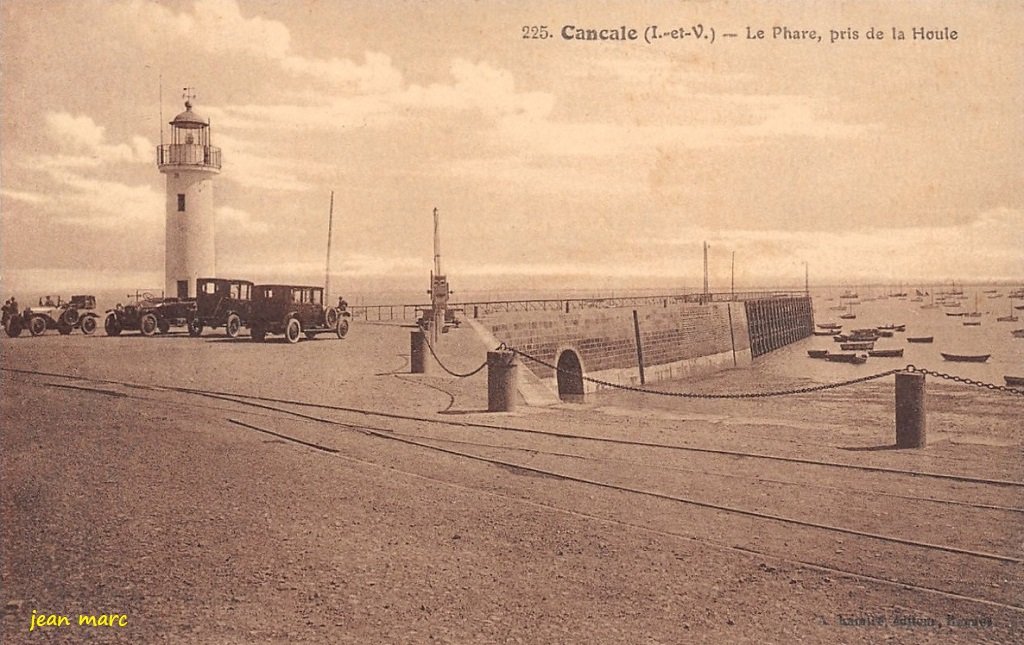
941, 352, 990, 363
813, 329, 835, 336
807, 349, 828, 359
878, 329, 894, 337
962, 321, 981, 326
825, 352, 868, 364
1005, 376, 1024, 388
817, 322, 842, 330
1012, 329, 1024, 339
868, 348, 904, 358
906, 336, 933, 343
840, 341, 874, 351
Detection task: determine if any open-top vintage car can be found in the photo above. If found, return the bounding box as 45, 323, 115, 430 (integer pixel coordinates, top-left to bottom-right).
248, 284, 350, 343
3, 295, 100, 337
104, 295, 196, 336
188, 278, 253, 338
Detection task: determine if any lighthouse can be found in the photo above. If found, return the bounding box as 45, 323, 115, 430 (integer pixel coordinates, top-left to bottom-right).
157, 93, 220, 298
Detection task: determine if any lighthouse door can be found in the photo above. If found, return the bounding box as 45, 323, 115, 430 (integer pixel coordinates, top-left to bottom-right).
177, 280, 189, 298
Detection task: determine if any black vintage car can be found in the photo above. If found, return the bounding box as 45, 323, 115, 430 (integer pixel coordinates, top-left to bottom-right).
248, 284, 350, 343
104, 296, 196, 336
188, 278, 254, 338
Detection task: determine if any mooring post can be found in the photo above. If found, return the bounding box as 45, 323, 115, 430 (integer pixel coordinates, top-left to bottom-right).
487, 350, 518, 412
410, 330, 433, 374
895, 371, 926, 448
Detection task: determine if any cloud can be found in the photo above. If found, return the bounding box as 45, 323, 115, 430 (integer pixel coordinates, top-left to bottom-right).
216, 205, 270, 234
44, 112, 153, 164
1, 189, 48, 205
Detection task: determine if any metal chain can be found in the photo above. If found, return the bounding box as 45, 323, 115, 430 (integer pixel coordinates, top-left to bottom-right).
906, 365, 1024, 397
502, 345, 901, 399
422, 335, 488, 378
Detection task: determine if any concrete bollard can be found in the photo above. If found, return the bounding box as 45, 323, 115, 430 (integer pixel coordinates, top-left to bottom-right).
895, 371, 926, 448
410, 330, 433, 374
487, 350, 519, 412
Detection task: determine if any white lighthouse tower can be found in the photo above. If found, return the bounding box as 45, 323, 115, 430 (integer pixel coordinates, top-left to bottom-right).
157, 92, 220, 298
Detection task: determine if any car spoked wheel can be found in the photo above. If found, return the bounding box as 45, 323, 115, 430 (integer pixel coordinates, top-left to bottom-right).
140, 313, 158, 336
80, 316, 98, 335
336, 318, 350, 339
29, 316, 47, 336
61, 308, 80, 327
285, 318, 302, 344
5, 317, 24, 338
104, 314, 122, 336
225, 313, 241, 338
325, 306, 340, 328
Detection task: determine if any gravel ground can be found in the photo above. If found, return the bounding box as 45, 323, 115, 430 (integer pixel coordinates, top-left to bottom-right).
2, 323, 1021, 643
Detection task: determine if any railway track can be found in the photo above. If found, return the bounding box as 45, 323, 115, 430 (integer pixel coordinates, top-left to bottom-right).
5, 367, 1023, 612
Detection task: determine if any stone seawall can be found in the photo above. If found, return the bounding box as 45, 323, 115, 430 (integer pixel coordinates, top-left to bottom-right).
478, 296, 813, 398
481, 301, 752, 395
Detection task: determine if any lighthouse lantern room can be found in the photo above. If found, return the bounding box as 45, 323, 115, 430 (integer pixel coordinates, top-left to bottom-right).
157, 90, 221, 299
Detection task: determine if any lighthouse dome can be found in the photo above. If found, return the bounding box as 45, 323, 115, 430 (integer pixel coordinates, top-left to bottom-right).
170, 100, 209, 129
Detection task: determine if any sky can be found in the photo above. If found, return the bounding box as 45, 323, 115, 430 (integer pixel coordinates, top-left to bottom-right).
1, 0, 1022, 302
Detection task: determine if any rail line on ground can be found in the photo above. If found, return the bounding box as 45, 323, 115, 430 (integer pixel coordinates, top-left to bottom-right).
5, 366, 1023, 490
8, 370, 1022, 612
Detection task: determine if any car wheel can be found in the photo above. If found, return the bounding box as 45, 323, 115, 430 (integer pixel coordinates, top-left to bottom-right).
61, 308, 80, 326
140, 313, 158, 336
225, 313, 241, 338
187, 318, 203, 337
80, 315, 98, 335
104, 314, 122, 336
157, 319, 170, 334
250, 324, 266, 342
324, 306, 340, 328
5, 316, 23, 338
285, 318, 301, 344
29, 316, 47, 336
336, 318, 350, 339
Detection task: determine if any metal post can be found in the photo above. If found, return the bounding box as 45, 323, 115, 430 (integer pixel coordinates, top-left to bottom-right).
632, 309, 646, 385
895, 371, 926, 448
410, 330, 433, 374
487, 350, 518, 412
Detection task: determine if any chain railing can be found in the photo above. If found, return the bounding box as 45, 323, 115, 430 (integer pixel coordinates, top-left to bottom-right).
500, 346, 1024, 399
907, 365, 1024, 397
420, 336, 488, 378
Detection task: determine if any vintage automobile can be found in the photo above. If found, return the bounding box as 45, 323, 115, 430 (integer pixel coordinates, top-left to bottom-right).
3, 295, 101, 337
248, 284, 350, 343
187, 278, 254, 338
104, 295, 196, 336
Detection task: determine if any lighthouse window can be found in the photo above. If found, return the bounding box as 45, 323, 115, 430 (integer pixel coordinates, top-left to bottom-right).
177, 194, 186, 211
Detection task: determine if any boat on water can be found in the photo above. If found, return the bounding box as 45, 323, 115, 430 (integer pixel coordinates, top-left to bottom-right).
817, 322, 842, 330
826, 352, 868, 364
1012, 329, 1024, 339
813, 329, 835, 336
807, 349, 829, 359
941, 352, 990, 363
946, 312, 966, 317
839, 312, 856, 319
878, 329, 894, 337
1016, 304, 1024, 311
1005, 376, 1024, 387
962, 321, 981, 326
868, 348, 904, 358
996, 315, 1019, 322
840, 341, 874, 351
907, 336, 933, 343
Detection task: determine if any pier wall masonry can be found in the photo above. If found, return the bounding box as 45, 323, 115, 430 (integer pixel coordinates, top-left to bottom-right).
479, 296, 813, 396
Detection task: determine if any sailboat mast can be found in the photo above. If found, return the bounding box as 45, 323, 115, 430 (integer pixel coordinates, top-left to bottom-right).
325, 191, 335, 299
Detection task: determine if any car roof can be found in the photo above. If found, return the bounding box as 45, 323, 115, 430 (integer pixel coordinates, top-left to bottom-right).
198, 277, 255, 285
254, 284, 323, 290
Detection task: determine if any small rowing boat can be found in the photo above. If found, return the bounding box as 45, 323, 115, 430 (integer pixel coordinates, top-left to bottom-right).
840, 341, 874, 351
941, 352, 990, 363
1005, 376, 1024, 388
807, 349, 828, 359
907, 336, 933, 343
826, 352, 868, 364
868, 348, 904, 358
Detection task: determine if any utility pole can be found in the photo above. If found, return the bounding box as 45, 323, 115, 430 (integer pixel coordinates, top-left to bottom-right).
804, 261, 809, 296
731, 251, 735, 301
703, 241, 709, 301
429, 207, 449, 344
325, 191, 334, 301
